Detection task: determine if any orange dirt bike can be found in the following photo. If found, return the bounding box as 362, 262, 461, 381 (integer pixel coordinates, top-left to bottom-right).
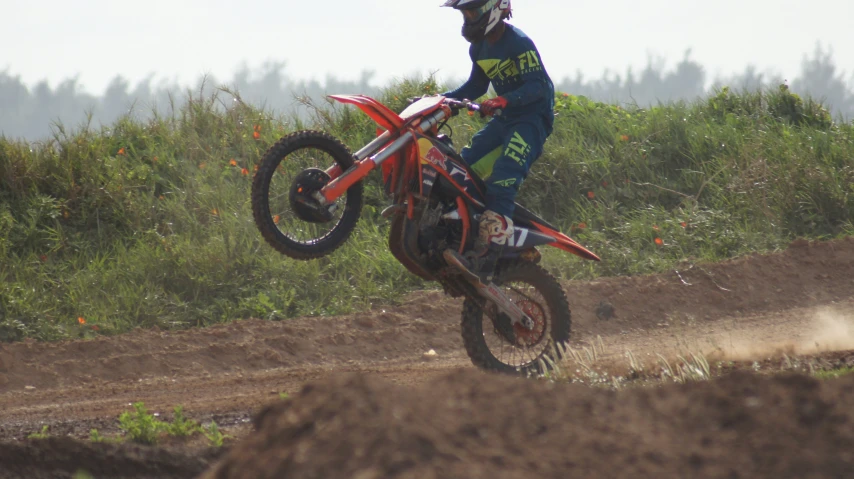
251, 95, 600, 375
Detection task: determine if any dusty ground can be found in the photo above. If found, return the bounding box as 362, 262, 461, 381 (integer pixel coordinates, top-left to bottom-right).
1, 237, 854, 478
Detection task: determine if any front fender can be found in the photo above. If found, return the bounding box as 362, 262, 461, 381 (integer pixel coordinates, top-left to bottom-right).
327, 94, 403, 131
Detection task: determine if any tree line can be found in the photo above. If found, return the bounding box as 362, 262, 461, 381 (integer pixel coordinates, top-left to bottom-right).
1, 44, 851, 140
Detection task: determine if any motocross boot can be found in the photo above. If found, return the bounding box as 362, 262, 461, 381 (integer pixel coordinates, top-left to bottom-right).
446, 210, 514, 285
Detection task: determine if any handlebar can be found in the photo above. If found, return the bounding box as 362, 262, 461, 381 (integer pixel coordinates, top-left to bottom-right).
443, 99, 503, 118
406, 96, 502, 118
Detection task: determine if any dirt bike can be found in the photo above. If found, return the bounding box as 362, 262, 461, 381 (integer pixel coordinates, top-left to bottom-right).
251, 94, 600, 375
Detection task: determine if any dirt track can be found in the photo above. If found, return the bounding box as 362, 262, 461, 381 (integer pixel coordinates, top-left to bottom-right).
2, 237, 854, 478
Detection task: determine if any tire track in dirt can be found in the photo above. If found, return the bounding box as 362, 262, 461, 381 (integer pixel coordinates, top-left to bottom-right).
1, 237, 854, 443
0, 358, 469, 441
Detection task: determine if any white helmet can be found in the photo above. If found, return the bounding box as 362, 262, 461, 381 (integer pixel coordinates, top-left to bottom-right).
442, 0, 512, 43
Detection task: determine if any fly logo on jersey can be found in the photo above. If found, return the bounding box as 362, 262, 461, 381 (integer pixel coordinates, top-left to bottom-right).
517, 50, 542, 74
478, 50, 542, 83
477, 59, 519, 81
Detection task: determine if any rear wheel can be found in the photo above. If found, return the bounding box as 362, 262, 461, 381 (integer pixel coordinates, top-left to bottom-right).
460, 261, 570, 375
251, 130, 363, 260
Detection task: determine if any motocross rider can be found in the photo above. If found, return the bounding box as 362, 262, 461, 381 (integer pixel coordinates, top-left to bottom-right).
441, 0, 556, 285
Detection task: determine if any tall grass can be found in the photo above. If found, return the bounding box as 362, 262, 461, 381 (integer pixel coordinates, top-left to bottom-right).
1, 78, 852, 341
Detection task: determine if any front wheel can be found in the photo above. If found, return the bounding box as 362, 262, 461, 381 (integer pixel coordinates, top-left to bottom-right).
461, 261, 571, 375
251, 130, 363, 260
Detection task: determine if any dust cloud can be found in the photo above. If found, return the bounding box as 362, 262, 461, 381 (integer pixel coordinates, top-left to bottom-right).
799, 308, 854, 353
711, 306, 854, 361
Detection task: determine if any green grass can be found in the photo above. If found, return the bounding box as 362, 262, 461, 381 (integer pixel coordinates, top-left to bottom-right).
165, 405, 202, 437
1, 78, 853, 341
203, 420, 230, 447
27, 425, 50, 439
813, 366, 854, 380
118, 402, 168, 445
117, 402, 206, 445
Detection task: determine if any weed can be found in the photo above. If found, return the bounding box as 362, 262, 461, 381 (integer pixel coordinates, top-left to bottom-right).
89, 428, 124, 444
89, 429, 105, 442
203, 420, 231, 447
27, 425, 50, 439
813, 366, 854, 380
118, 402, 167, 445
673, 353, 712, 383
166, 405, 201, 437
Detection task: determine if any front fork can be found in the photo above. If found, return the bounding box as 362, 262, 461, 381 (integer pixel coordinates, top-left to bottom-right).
476, 282, 536, 330
442, 250, 535, 330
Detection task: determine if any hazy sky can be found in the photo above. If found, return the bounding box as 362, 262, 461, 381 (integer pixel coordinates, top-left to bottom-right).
5, 0, 854, 95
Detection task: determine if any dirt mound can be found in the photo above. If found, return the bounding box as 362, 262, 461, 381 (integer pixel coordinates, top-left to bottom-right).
202, 369, 854, 479
0, 437, 219, 479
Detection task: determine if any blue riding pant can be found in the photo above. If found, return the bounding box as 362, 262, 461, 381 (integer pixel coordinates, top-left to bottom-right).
461, 116, 547, 218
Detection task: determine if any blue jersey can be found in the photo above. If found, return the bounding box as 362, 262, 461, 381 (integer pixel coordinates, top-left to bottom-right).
444, 24, 555, 133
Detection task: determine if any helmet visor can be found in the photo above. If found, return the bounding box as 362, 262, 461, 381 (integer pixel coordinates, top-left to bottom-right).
459, 0, 496, 23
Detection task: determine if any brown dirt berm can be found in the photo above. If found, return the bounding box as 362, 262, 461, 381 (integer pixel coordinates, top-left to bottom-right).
202, 369, 854, 479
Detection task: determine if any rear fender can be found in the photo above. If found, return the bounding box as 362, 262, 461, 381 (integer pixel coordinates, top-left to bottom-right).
532, 221, 601, 261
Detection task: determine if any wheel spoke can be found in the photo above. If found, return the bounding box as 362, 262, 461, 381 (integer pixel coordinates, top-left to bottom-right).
251, 131, 363, 260
267, 146, 347, 245
481, 277, 552, 370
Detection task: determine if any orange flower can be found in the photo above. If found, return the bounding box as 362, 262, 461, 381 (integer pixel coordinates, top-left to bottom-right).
620, 135, 629, 142
273, 215, 280, 224
577, 222, 587, 230
199, 162, 207, 169
77, 317, 86, 325
587, 191, 595, 199
117, 147, 126, 155
212, 208, 218, 216
680, 222, 688, 228
654, 238, 663, 246
229, 159, 237, 167
152, 156, 158, 163
158, 195, 164, 200
253, 124, 261, 132
467, 110, 474, 116
253, 131, 261, 140
241, 167, 249, 176
653, 225, 660, 231
562, 93, 569, 98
